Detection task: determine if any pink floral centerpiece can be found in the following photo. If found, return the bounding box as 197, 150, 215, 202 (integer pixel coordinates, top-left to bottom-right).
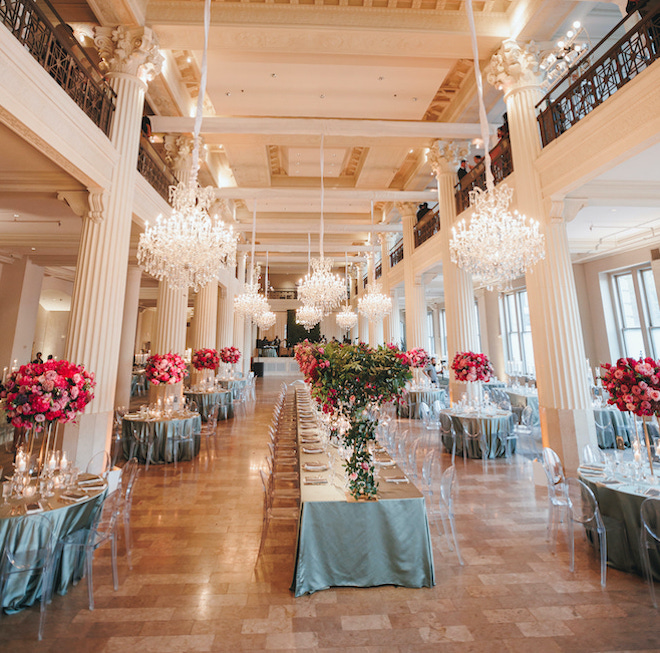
406, 347, 430, 369
220, 346, 241, 365
600, 357, 660, 416
192, 348, 220, 371
0, 360, 95, 432
145, 353, 188, 385
451, 351, 494, 382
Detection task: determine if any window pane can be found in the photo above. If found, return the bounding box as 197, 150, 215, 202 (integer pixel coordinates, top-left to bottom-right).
474, 301, 481, 351
616, 274, 641, 328
622, 328, 645, 358
641, 269, 660, 327
427, 311, 435, 354
522, 332, 534, 373
519, 291, 531, 331
650, 328, 660, 359
506, 294, 519, 332
509, 332, 522, 362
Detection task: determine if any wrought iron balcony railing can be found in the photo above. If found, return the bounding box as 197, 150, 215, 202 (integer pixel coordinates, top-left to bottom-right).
454, 135, 513, 215
0, 0, 116, 136
414, 210, 441, 247
537, 8, 660, 146
389, 241, 404, 268
269, 289, 297, 300
137, 137, 178, 203
375, 262, 382, 279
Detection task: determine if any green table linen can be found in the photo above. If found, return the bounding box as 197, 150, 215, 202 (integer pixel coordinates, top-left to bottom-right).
443, 411, 514, 458
122, 413, 202, 463
184, 390, 233, 421
398, 389, 446, 419
0, 484, 106, 613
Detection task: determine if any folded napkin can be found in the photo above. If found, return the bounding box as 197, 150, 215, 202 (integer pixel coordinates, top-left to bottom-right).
304, 476, 328, 485
25, 502, 44, 515
302, 447, 324, 454
80, 483, 106, 492
645, 488, 660, 497
601, 479, 621, 485
377, 459, 396, 467
60, 491, 87, 502
303, 462, 328, 472
301, 438, 321, 444
580, 465, 605, 472
385, 476, 409, 484
78, 476, 103, 486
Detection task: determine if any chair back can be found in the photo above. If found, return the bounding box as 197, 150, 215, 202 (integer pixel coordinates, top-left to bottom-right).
521, 406, 534, 427
439, 413, 453, 435
542, 447, 565, 486
440, 465, 456, 507
121, 458, 140, 506
419, 402, 430, 421
566, 477, 602, 528
421, 449, 436, 487
86, 450, 111, 476
641, 498, 660, 545
1, 514, 55, 574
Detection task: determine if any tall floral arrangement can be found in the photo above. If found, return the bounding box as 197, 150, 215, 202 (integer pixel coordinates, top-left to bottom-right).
145, 353, 188, 385
294, 340, 412, 498
220, 346, 241, 364
192, 348, 220, 371
0, 360, 95, 432
600, 357, 660, 416
451, 351, 494, 382
406, 347, 430, 369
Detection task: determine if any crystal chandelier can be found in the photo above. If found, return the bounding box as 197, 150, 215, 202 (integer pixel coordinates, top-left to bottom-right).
298, 257, 346, 315
137, 0, 237, 291
450, 183, 544, 290
234, 276, 269, 321
255, 310, 276, 330
448, 0, 545, 291
540, 21, 590, 92
296, 136, 346, 315
296, 304, 323, 331
336, 305, 358, 331
358, 281, 392, 322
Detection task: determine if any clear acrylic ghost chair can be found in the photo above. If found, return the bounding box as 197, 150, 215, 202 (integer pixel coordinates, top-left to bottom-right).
419, 402, 434, 431
566, 477, 607, 587
406, 437, 421, 480
396, 430, 410, 467
582, 443, 607, 465
85, 450, 112, 477
172, 419, 196, 467
118, 458, 140, 569
437, 465, 464, 565
0, 514, 56, 640
463, 419, 489, 471
421, 449, 437, 503
640, 498, 660, 608
594, 419, 616, 449
438, 413, 457, 465
542, 447, 569, 547
58, 490, 122, 610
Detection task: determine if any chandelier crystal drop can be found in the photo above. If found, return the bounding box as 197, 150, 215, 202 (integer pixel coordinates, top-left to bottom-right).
138, 182, 237, 292
296, 303, 323, 331
297, 257, 347, 316
449, 183, 545, 291
357, 282, 392, 322
234, 272, 270, 323
336, 305, 358, 331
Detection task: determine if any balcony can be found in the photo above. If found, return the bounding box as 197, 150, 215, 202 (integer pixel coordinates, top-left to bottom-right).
137, 137, 178, 202
389, 241, 404, 268
414, 209, 440, 248
269, 289, 297, 300
454, 135, 513, 215
537, 9, 660, 146
0, 0, 116, 136
375, 262, 382, 280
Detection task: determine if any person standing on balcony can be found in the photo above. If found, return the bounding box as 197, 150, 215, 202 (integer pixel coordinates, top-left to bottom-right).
457, 160, 469, 181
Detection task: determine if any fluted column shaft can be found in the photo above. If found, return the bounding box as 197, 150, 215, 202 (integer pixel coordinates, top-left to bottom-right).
489, 39, 595, 471
216, 282, 234, 350
389, 288, 402, 347
400, 205, 428, 351
114, 265, 142, 409
190, 282, 218, 350
154, 279, 188, 354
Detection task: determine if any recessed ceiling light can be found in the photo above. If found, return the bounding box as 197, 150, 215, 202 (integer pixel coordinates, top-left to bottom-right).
378, 76, 384, 81
225, 91, 231, 96
412, 97, 418, 102
31, 247, 36, 251
13, 214, 19, 218
271, 73, 277, 78
186, 56, 192, 63
409, 149, 414, 154
320, 94, 325, 99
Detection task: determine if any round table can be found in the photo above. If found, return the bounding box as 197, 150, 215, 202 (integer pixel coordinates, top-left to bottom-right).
0, 476, 107, 612
580, 466, 660, 581
218, 378, 248, 400
122, 412, 202, 464
442, 409, 514, 458
399, 389, 447, 419
183, 389, 233, 421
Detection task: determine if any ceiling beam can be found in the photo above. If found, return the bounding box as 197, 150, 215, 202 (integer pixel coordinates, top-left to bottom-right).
238, 243, 379, 253
216, 188, 437, 202
150, 116, 489, 141
234, 222, 402, 233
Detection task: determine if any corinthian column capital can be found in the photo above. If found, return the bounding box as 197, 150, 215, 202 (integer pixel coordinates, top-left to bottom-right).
486, 38, 544, 97
164, 134, 194, 172
395, 201, 416, 222
94, 26, 163, 82
427, 140, 472, 177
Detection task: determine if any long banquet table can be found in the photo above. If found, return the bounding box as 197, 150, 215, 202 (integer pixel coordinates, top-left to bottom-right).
122, 411, 202, 463
291, 387, 435, 597
0, 476, 107, 612
579, 464, 660, 581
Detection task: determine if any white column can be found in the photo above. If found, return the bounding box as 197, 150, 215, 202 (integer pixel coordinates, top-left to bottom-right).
114, 265, 142, 409
366, 254, 378, 347
154, 280, 188, 354
389, 287, 402, 348
190, 282, 218, 350
487, 39, 595, 472
0, 257, 43, 368
428, 142, 477, 404
63, 27, 161, 467
216, 282, 234, 350
232, 255, 246, 371
397, 202, 428, 351
380, 234, 392, 344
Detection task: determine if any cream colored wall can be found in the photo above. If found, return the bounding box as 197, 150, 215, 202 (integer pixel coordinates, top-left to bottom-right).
33, 306, 69, 361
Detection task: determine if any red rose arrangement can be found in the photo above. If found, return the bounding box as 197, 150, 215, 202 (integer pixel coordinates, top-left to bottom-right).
0, 360, 95, 432
451, 351, 494, 382
192, 348, 220, 371
220, 346, 241, 364
145, 353, 188, 385
601, 357, 660, 416
407, 347, 430, 369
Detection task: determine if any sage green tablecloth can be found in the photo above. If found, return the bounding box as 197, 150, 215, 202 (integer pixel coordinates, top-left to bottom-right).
218, 378, 248, 400
398, 389, 446, 419
183, 390, 233, 421
593, 409, 634, 448
292, 389, 435, 597
442, 411, 514, 458
122, 413, 202, 464
580, 472, 660, 581
0, 483, 106, 613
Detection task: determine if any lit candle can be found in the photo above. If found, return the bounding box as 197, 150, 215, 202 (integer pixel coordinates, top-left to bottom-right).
48, 453, 57, 471
634, 449, 642, 464
2, 366, 7, 383
60, 452, 68, 470
16, 453, 27, 473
